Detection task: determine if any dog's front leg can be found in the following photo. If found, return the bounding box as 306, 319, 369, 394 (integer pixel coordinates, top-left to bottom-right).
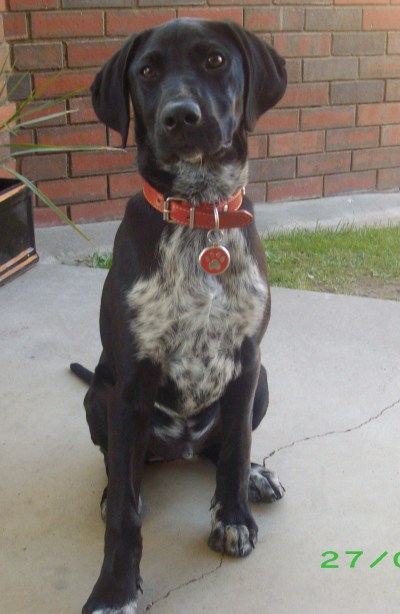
208, 337, 260, 558
83, 360, 161, 614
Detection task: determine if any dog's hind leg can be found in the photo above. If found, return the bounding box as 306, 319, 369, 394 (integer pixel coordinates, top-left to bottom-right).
248, 364, 285, 503
83, 358, 113, 520
201, 364, 284, 503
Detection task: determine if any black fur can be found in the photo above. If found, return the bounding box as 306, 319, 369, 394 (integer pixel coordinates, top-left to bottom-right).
71, 19, 286, 614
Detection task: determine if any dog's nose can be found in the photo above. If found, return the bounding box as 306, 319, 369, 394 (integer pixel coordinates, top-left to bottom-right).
161, 100, 202, 131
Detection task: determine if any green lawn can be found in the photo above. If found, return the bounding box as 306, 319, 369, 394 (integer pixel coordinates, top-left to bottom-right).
87, 223, 400, 301
264, 224, 400, 300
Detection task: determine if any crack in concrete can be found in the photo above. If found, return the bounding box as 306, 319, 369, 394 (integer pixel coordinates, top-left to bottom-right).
143, 556, 223, 612
263, 396, 400, 464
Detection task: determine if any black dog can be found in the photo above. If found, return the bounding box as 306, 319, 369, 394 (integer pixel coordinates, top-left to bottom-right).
71, 18, 287, 614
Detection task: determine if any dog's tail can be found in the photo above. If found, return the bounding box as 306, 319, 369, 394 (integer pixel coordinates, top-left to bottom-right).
70, 362, 93, 385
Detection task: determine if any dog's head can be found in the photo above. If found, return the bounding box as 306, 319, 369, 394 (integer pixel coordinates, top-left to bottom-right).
91, 19, 286, 198
92, 19, 286, 153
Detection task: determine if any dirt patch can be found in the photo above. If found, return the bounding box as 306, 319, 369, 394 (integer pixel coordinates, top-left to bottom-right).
349, 277, 400, 301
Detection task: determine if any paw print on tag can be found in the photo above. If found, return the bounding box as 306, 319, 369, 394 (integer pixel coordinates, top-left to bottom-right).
199, 245, 230, 275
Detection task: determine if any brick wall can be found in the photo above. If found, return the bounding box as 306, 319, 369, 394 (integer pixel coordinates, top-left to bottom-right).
1, 0, 399, 226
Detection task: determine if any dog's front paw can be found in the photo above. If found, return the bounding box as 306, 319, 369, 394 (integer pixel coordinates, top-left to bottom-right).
82, 573, 142, 614
248, 464, 285, 503
83, 602, 137, 614
208, 502, 258, 557
83, 599, 138, 614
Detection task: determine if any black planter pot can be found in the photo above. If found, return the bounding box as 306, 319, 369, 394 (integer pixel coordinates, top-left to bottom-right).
0, 178, 39, 287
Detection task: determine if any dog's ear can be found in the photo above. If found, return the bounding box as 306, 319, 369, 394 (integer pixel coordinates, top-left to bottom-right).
222, 22, 287, 132
91, 34, 140, 148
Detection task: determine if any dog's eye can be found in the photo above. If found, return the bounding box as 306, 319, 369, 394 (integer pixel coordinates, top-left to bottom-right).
206, 53, 225, 69
140, 66, 158, 79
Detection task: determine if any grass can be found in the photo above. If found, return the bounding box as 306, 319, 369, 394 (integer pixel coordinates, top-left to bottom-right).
87, 223, 400, 300
264, 223, 400, 300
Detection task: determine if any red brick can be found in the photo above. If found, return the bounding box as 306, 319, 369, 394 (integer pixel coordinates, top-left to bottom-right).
31, 11, 104, 39
282, 8, 305, 31
208, 0, 267, 4
0, 102, 16, 126
358, 103, 400, 126
106, 10, 175, 36
248, 157, 296, 182
324, 171, 376, 197
18, 101, 68, 127
71, 149, 136, 176
13, 43, 63, 71
386, 80, 400, 102
273, 33, 331, 58
21, 154, 68, 182
286, 59, 302, 84
360, 56, 400, 79
335, 0, 387, 4
381, 125, 400, 147
332, 32, 386, 56
304, 58, 358, 82
0, 162, 17, 179
326, 127, 380, 151
298, 151, 351, 177
388, 32, 400, 54
306, 8, 361, 31
244, 8, 280, 32
9, 0, 58, 9
377, 168, 400, 190
255, 109, 299, 134
37, 176, 107, 205
246, 183, 266, 203
269, 131, 325, 157
178, 8, 243, 24
353, 147, 400, 170
331, 81, 384, 105
69, 199, 127, 224
248, 135, 267, 159
108, 125, 135, 148
33, 71, 95, 99
109, 173, 143, 198
67, 39, 123, 68
65, 0, 132, 6
69, 97, 97, 124
268, 177, 323, 202
37, 124, 107, 147
301, 106, 355, 130
279, 84, 329, 109
34, 205, 69, 228
10, 129, 35, 152
363, 8, 400, 30
2, 13, 27, 40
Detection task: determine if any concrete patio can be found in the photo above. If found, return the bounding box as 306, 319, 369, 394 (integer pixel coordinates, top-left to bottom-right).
1, 195, 400, 613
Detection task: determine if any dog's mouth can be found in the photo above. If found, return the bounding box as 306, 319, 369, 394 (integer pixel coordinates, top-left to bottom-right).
174, 140, 233, 165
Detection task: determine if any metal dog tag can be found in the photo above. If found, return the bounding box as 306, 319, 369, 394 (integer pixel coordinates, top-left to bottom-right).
199, 229, 230, 275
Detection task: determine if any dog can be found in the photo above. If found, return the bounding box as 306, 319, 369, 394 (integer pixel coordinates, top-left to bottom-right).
70, 18, 287, 614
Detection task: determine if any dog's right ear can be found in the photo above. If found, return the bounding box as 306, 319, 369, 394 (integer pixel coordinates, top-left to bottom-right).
91, 34, 141, 149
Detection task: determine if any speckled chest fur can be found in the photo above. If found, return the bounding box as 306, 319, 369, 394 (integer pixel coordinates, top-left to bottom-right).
126, 225, 268, 417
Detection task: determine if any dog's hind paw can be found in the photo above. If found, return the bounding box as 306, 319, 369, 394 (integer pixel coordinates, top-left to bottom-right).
248, 464, 285, 503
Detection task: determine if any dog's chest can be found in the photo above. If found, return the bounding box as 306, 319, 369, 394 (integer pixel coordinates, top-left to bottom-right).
126, 227, 267, 415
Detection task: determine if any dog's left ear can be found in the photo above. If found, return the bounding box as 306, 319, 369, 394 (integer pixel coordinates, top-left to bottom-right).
91, 34, 141, 148
222, 22, 287, 132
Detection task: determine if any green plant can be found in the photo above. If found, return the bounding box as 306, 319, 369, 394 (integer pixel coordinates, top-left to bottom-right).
0, 57, 114, 243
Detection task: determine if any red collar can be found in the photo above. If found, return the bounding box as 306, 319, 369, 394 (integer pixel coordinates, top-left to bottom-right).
142, 180, 253, 230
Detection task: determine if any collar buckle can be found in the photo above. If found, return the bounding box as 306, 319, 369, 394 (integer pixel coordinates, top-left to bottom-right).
164, 196, 196, 228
